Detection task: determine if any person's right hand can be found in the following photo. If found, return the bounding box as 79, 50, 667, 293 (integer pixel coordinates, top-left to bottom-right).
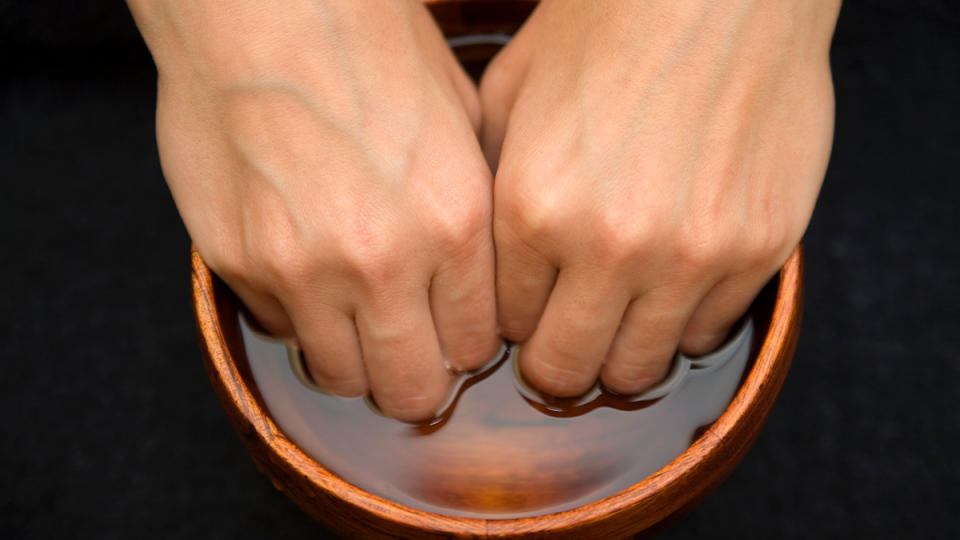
127, 0, 500, 421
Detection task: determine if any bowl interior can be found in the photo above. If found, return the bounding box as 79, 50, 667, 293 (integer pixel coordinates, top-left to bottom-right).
193, 247, 800, 538
190, 1, 803, 536
235, 306, 760, 519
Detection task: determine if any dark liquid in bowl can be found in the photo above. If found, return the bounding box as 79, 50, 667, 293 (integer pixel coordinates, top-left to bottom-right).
239, 308, 762, 519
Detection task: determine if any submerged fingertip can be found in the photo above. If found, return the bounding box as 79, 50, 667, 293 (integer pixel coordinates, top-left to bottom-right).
376, 382, 455, 424
519, 354, 596, 399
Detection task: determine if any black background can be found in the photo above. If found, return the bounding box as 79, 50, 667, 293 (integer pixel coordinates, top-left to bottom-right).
2, 2, 958, 538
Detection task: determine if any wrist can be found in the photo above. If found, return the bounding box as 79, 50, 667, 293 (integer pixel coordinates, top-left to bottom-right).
128, 0, 417, 86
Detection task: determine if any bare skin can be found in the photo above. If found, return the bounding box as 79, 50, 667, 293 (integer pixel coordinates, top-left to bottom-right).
128, 0, 840, 419
127, 0, 500, 422
481, 0, 839, 396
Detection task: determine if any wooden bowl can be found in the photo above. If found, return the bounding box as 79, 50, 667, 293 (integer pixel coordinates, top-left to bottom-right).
192, 246, 801, 538
190, 2, 804, 537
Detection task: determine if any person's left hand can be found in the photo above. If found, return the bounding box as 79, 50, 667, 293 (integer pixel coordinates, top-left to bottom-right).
480, 0, 839, 397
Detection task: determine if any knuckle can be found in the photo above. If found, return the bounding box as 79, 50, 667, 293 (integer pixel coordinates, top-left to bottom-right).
496, 172, 567, 241
523, 357, 595, 398
256, 235, 311, 284
742, 219, 794, 269
588, 208, 657, 263
254, 255, 317, 303
336, 233, 404, 289
243, 211, 310, 282
352, 253, 403, 291
430, 201, 490, 255
675, 221, 733, 272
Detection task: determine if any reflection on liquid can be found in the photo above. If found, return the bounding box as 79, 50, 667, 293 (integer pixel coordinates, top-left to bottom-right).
241, 318, 752, 519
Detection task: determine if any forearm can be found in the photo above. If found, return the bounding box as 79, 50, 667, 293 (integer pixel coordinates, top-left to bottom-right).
125, 0, 424, 84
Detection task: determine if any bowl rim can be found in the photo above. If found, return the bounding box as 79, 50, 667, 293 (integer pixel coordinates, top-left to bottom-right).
191, 244, 802, 538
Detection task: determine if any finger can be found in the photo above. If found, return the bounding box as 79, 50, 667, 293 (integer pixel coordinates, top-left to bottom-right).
286, 303, 368, 398
228, 280, 295, 339
430, 237, 501, 372
519, 268, 631, 397
444, 53, 483, 134
493, 223, 558, 343
601, 288, 700, 395
478, 42, 531, 169
679, 268, 778, 356
355, 290, 453, 422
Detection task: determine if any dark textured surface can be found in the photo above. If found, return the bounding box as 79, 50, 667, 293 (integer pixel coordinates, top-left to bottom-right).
1, 2, 958, 539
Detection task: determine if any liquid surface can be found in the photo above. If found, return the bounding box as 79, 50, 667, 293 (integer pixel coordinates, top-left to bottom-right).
241, 318, 752, 519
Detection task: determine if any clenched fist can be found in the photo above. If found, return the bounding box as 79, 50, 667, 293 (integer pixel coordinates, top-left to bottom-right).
128, 0, 500, 421
480, 0, 839, 397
